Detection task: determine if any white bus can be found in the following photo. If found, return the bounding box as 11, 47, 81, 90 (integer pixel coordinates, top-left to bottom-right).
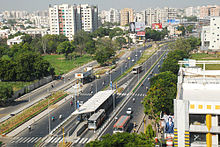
113, 115, 130, 133
88, 109, 106, 130
132, 65, 142, 74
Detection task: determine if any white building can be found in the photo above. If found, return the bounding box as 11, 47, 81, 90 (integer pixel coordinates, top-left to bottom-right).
175, 60, 220, 147
185, 6, 200, 17
144, 7, 177, 27
134, 11, 145, 23
49, 4, 98, 40
100, 8, 120, 24
21, 28, 48, 37
79, 4, 98, 32
49, 4, 81, 40
201, 17, 220, 50
7, 35, 23, 46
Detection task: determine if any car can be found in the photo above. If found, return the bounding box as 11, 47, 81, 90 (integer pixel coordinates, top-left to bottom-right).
135, 54, 138, 57
105, 71, 109, 75
126, 107, 132, 115
132, 59, 135, 62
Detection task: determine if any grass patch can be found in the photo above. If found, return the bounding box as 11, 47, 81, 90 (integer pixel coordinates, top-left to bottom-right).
0, 91, 68, 134
43, 54, 93, 75
190, 53, 220, 70
0, 81, 36, 92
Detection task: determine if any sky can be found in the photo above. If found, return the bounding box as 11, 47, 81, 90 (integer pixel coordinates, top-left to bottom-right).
1, 0, 220, 12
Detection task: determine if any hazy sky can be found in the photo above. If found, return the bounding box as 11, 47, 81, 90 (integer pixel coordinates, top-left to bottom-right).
1, 0, 220, 12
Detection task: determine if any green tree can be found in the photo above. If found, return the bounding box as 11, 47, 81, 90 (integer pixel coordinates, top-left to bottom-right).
186, 25, 194, 33
115, 37, 127, 49
177, 25, 186, 36
57, 41, 75, 59
169, 38, 192, 53
0, 85, 13, 106
94, 38, 116, 65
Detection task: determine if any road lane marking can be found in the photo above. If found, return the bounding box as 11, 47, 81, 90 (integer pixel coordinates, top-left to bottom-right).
18, 137, 27, 143
27, 137, 35, 143
11, 137, 20, 143
15, 137, 24, 143
35, 137, 42, 143
23, 137, 31, 143
54, 137, 62, 143
79, 138, 86, 144
82, 138, 89, 144
74, 138, 80, 144
31, 137, 39, 143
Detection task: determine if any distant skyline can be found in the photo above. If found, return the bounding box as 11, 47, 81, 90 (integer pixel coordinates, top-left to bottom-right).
1, 0, 220, 12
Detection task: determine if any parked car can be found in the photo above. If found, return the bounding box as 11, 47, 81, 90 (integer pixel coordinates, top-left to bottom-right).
126, 107, 132, 115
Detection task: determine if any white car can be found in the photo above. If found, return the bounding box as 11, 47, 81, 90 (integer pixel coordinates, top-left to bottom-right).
132, 59, 135, 62
126, 107, 132, 115
135, 54, 138, 57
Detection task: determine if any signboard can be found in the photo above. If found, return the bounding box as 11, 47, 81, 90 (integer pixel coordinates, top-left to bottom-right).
167, 19, 180, 25
130, 22, 135, 33
75, 73, 83, 79
137, 31, 145, 36
135, 22, 145, 32
152, 23, 162, 30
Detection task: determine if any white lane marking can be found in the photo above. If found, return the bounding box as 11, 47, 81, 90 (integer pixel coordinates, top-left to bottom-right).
23, 137, 31, 143
82, 138, 89, 144
87, 139, 92, 143
19, 137, 27, 143
15, 137, 24, 143
54, 137, 62, 143
79, 138, 86, 144
50, 137, 57, 143
74, 138, 80, 144
11, 137, 20, 143
35, 137, 42, 143
27, 137, 35, 143
31, 137, 40, 143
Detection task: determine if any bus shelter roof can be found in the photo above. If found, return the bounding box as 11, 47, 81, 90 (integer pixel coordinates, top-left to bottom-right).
72, 90, 115, 115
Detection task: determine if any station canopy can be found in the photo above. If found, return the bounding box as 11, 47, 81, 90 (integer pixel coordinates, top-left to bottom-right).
72, 90, 115, 115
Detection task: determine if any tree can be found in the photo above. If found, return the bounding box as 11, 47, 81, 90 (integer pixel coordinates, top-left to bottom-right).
169, 38, 192, 53
186, 25, 194, 33
57, 41, 75, 59
0, 85, 13, 106
86, 132, 154, 147
94, 38, 116, 65
115, 37, 127, 49
177, 25, 186, 36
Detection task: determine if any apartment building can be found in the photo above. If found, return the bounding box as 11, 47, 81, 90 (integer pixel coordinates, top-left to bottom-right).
120, 8, 134, 26
144, 7, 177, 27
174, 60, 220, 147
201, 17, 220, 50
185, 6, 200, 17
200, 5, 220, 19
49, 4, 98, 40
79, 4, 98, 32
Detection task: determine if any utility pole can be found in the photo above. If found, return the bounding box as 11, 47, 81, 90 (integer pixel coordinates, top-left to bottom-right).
48, 98, 51, 134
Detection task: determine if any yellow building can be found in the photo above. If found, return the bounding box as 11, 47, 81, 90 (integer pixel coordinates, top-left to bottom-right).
120, 8, 134, 26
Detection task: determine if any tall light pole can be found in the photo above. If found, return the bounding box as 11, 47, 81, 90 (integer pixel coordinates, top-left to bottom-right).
95, 76, 97, 93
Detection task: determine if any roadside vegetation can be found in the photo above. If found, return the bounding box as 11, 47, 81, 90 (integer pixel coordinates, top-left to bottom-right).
143, 36, 201, 135
0, 91, 67, 134
86, 124, 155, 147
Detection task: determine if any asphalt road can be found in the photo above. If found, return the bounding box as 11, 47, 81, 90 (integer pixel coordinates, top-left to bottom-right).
7, 44, 152, 147
72, 46, 168, 146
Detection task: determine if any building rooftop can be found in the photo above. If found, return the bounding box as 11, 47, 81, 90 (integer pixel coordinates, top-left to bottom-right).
177, 60, 220, 102
72, 90, 115, 115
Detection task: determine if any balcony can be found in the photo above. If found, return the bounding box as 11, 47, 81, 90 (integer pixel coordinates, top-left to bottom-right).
190, 125, 220, 133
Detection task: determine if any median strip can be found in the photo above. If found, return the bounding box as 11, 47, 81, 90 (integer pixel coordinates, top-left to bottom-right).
0, 91, 68, 135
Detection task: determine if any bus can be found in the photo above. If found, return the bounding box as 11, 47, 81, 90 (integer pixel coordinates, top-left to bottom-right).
88, 109, 106, 130
113, 115, 131, 133
132, 65, 142, 74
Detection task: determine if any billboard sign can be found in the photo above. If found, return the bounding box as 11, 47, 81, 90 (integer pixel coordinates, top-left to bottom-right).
135, 22, 145, 32
137, 31, 145, 36
130, 22, 135, 33
167, 19, 180, 25
152, 23, 162, 30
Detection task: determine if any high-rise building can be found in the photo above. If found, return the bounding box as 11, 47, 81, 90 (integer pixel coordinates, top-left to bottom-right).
49, 4, 80, 40
201, 16, 220, 50
79, 4, 98, 32
144, 7, 177, 27
134, 11, 145, 23
185, 6, 200, 17
200, 5, 220, 19
120, 8, 134, 26
100, 8, 120, 24
49, 4, 98, 40
175, 60, 220, 147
